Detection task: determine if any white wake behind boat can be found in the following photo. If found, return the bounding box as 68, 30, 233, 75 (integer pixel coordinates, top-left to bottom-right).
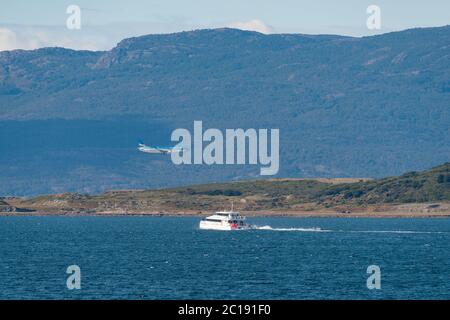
199, 205, 251, 231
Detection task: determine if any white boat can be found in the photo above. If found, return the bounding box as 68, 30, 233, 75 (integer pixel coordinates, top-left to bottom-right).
199, 205, 251, 231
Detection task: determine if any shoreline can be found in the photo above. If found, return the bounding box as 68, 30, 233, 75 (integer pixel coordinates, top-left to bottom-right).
2, 163, 448, 219
1, 210, 450, 218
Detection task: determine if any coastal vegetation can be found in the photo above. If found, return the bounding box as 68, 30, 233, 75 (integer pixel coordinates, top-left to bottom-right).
2, 163, 449, 216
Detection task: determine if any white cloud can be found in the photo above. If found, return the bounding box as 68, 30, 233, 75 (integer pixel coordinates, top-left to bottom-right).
227, 19, 274, 34
0, 20, 207, 52
0, 26, 111, 52
0, 27, 65, 51
0, 28, 19, 51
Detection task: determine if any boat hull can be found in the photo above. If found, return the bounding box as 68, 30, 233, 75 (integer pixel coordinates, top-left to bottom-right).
199, 221, 251, 231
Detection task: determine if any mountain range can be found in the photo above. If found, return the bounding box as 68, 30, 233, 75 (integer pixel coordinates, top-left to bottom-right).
0, 26, 449, 196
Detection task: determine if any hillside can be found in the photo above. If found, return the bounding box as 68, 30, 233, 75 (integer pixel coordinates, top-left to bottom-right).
3, 163, 449, 216
1, 27, 450, 195
315, 162, 450, 205
0, 198, 34, 213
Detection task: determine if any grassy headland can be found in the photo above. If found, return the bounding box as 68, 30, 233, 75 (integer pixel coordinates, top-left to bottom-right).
1, 163, 449, 217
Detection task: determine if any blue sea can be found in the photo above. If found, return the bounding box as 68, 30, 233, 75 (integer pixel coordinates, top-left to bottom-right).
0, 216, 449, 299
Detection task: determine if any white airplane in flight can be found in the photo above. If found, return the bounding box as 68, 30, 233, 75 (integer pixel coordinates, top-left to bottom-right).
138, 142, 185, 154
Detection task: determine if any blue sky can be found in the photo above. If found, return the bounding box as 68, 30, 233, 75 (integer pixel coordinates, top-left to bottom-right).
1, 0, 449, 51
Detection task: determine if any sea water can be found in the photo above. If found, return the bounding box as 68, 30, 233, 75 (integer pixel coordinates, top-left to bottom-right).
0, 216, 449, 299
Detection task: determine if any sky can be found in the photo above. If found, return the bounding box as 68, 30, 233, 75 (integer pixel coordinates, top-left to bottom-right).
0, 0, 449, 51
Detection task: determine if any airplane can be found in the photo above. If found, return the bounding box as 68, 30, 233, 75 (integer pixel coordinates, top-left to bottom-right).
138, 142, 186, 154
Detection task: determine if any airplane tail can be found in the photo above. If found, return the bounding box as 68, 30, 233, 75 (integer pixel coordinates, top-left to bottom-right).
138, 140, 146, 147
